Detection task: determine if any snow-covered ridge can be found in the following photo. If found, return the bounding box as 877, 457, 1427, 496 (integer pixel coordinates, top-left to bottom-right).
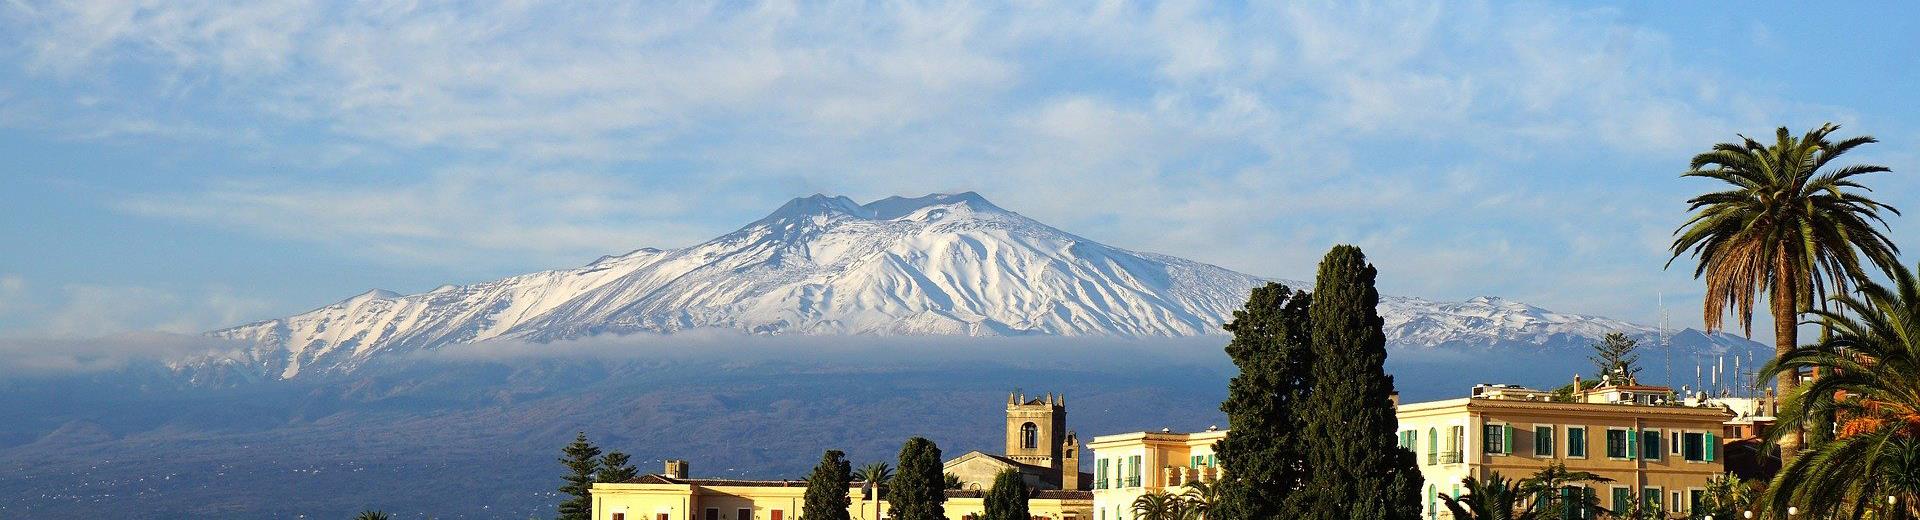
192, 192, 1759, 380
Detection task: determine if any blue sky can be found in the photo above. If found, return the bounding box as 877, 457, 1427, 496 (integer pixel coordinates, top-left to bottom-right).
2, 1, 1918, 338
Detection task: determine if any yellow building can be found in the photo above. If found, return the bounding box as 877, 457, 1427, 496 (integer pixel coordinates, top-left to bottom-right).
1084, 427, 1226, 520
1397, 382, 1734, 519
588, 461, 1091, 520
1087, 382, 1734, 520
592, 390, 1093, 520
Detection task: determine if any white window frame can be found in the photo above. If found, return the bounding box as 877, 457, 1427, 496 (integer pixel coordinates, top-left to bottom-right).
1605, 427, 1632, 460
1484, 421, 1510, 456
1641, 428, 1663, 461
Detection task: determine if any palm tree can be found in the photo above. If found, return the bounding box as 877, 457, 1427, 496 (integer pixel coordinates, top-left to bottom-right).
855, 462, 894, 485
944, 472, 964, 490
1762, 263, 1920, 518
1131, 491, 1190, 520
1521, 463, 1612, 518
1180, 478, 1221, 519
1606, 492, 1662, 520
1669, 123, 1901, 458
1440, 473, 1538, 520
353, 511, 392, 520
1696, 475, 1757, 520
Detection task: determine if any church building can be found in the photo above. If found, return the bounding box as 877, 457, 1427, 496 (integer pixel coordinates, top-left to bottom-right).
942, 391, 1089, 492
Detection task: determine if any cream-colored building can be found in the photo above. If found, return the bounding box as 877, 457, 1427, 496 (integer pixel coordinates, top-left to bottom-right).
1085, 427, 1227, 520
589, 462, 1091, 520
593, 390, 1093, 520
1398, 382, 1734, 519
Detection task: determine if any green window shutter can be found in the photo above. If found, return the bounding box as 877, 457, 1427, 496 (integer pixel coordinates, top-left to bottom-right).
1626, 431, 1637, 459
1503, 425, 1514, 454
1704, 433, 1716, 462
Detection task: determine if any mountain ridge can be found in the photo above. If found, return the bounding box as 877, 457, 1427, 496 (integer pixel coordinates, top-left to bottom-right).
193, 192, 1761, 380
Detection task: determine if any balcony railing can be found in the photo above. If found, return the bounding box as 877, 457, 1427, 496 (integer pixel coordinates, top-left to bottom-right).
1441, 452, 1463, 464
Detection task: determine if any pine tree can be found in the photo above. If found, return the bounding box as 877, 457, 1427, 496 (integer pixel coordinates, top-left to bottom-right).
557, 432, 602, 520
1212, 282, 1313, 520
803, 450, 854, 520
889, 437, 946, 520
597, 451, 638, 483
1295, 246, 1422, 520
1588, 332, 1641, 383
983, 469, 1030, 520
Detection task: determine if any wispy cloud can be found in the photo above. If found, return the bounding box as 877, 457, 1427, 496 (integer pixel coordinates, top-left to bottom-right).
1, 1, 1899, 332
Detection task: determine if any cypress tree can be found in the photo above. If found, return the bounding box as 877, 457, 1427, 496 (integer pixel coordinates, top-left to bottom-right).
557, 432, 602, 520
983, 468, 1030, 520
889, 437, 946, 520
1212, 282, 1313, 520
1295, 245, 1422, 520
803, 450, 854, 520
597, 451, 638, 483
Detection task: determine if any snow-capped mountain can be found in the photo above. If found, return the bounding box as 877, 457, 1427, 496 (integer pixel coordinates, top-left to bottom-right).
198, 192, 1759, 379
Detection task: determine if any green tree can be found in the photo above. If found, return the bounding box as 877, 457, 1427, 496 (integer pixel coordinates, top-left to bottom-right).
1131, 491, 1190, 520
1295, 245, 1423, 520
1694, 475, 1755, 520
854, 462, 894, 486
1607, 492, 1662, 520
557, 432, 602, 520
944, 472, 963, 490
803, 450, 853, 520
889, 437, 946, 520
1587, 332, 1641, 383
983, 469, 1030, 520
353, 511, 392, 520
1761, 262, 1920, 518
597, 451, 638, 483
1439, 473, 1535, 520
1212, 282, 1313, 520
1669, 123, 1901, 458
1182, 478, 1222, 519
1519, 463, 1610, 519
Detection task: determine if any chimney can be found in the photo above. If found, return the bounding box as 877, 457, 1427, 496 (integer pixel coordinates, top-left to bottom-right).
663, 459, 689, 479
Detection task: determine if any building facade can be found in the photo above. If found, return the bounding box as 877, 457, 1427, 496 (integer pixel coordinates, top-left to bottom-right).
1085, 427, 1226, 520
1397, 383, 1734, 519
593, 390, 1093, 520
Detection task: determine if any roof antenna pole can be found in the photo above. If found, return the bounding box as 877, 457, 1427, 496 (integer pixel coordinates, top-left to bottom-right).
1660, 292, 1673, 389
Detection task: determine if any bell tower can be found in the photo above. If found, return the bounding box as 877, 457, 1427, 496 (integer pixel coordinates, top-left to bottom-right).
1005, 390, 1067, 470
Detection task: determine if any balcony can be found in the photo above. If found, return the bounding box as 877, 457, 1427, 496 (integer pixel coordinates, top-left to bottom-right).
1441, 452, 1463, 464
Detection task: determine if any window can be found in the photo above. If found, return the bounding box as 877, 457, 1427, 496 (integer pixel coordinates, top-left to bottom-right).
1535, 426, 1554, 457
1484, 424, 1512, 455
1689, 490, 1706, 513
1683, 432, 1706, 461
740, 509, 752, 520
1612, 487, 1633, 512
612, 514, 625, 520
1095, 458, 1109, 489
1448, 426, 1464, 463
1672, 491, 1684, 512
1021, 422, 1039, 449
706, 508, 720, 520
1567, 427, 1587, 458
1127, 455, 1143, 487
1606, 429, 1630, 459
771, 511, 783, 520
1427, 427, 1438, 465
1641, 430, 1661, 460
659, 515, 670, 520
1672, 432, 1683, 455
1643, 488, 1662, 510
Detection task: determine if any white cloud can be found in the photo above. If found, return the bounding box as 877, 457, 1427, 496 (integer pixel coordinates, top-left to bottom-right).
3, 1, 1878, 330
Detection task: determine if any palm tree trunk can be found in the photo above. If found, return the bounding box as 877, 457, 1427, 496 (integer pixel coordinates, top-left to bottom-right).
1773, 269, 1802, 461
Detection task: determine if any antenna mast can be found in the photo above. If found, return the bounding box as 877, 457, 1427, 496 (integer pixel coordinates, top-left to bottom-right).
1660, 292, 1673, 388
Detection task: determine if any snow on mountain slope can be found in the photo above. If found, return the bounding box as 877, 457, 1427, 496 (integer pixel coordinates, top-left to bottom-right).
196, 192, 1760, 379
